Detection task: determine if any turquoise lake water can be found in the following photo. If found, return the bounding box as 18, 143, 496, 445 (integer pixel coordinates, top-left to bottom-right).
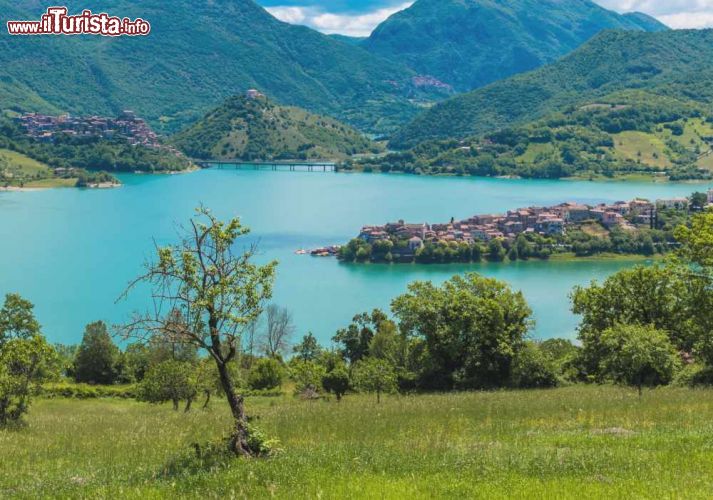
0, 169, 707, 345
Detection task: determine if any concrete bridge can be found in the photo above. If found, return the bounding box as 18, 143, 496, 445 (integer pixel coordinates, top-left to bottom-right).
197, 159, 337, 172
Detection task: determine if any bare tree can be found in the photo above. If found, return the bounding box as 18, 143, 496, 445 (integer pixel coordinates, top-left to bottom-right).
260, 304, 295, 358
117, 207, 277, 456
242, 318, 261, 367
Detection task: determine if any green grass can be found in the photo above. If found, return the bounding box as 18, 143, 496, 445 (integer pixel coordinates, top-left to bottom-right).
3, 386, 713, 498
517, 143, 556, 163
612, 131, 671, 169
23, 178, 78, 188
0, 148, 56, 187
0, 148, 78, 188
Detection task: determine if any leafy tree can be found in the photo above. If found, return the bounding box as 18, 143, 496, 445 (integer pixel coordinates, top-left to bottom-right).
597, 324, 679, 395
333, 309, 389, 365
119, 207, 277, 456
392, 273, 532, 389
0, 294, 54, 426
120, 343, 151, 383
0, 294, 41, 341
322, 366, 350, 401
572, 265, 713, 374
689, 192, 709, 211
138, 360, 198, 411
290, 359, 326, 395
51, 344, 77, 379
675, 209, 713, 268
487, 239, 507, 262
247, 358, 284, 391
73, 321, 120, 385
352, 358, 397, 403
292, 332, 322, 362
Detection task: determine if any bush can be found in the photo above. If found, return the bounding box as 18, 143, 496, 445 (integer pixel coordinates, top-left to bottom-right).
290, 360, 325, 395
672, 363, 713, 387
138, 361, 197, 410
247, 358, 284, 390
40, 382, 136, 399
322, 367, 350, 401
597, 324, 680, 394
510, 342, 558, 389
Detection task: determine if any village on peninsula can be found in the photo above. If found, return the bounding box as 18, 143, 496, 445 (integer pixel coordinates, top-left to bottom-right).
317, 190, 713, 263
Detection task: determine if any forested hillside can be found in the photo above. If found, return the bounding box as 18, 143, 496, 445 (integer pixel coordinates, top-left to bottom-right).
0, 0, 448, 135
391, 30, 713, 148
363, 0, 666, 92
353, 91, 713, 180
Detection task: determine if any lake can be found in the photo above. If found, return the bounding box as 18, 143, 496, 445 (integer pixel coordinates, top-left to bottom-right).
0, 169, 706, 345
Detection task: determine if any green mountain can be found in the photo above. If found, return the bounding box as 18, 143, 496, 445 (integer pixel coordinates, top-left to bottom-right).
623, 12, 670, 32
362, 0, 667, 93
0, 0, 448, 135
391, 29, 713, 148
172, 93, 382, 161
352, 91, 713, 181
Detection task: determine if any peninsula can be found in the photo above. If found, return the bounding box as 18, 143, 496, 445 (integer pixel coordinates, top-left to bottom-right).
338, 191, 713, 264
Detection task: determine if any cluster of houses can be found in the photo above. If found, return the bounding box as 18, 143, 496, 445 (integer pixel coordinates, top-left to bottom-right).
15, 110, 175, 152
357, 195, 707, 249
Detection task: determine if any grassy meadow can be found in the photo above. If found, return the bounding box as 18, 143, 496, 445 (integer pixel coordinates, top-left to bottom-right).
3, 386, 713, 498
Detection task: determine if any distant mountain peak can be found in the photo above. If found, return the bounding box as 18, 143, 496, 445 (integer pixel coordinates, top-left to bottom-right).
363, 0, 668, 92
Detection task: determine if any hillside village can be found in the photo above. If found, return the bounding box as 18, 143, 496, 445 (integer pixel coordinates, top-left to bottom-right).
15, 111, 182, 157
350, 191, 713, 258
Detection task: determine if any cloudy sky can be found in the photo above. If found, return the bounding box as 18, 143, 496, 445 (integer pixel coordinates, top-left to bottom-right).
257, 0, 713, 37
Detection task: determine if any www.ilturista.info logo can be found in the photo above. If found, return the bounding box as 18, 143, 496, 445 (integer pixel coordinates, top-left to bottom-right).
7, 6, 151, 36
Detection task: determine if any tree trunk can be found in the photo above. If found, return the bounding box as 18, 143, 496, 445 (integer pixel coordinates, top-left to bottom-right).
377, 389, 381, 404
184, 397, 193, 413
172, 398, 179, 411
216, 359, 252, 457
202, 389, 211, 409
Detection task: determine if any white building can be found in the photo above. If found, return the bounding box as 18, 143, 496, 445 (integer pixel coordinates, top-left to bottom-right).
708, 189, 713, 204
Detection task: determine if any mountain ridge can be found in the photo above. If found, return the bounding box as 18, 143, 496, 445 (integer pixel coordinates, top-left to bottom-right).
362, 0, 668, 92
0, 0, 448, 135
390, 29, 713, 148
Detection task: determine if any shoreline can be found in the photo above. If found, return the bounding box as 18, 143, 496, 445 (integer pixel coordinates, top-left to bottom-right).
335, 252, 663, 267
337, 166, 712, 184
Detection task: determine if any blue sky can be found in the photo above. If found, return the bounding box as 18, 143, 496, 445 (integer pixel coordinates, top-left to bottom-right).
257, 0, 713, 37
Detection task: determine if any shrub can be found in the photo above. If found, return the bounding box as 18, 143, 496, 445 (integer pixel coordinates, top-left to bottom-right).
138, 361, 197, 411
248, 358, 284, 390
510, 342, 558, 389
290, 360, 325, 395
322, 367, 350, 401
40, 382, 136, 399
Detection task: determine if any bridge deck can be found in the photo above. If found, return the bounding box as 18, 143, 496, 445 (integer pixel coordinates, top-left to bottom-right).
197, 160, 337, 172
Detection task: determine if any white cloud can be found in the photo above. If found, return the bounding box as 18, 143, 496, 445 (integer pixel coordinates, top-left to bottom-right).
266, 2, 414, 37
267, 1, 713, 33
595, 0, 713, 28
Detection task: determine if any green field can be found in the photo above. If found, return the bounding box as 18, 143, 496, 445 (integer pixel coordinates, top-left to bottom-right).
0, 148, 79, 188
3, 387, 713, 498
612, 131, 671, 169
